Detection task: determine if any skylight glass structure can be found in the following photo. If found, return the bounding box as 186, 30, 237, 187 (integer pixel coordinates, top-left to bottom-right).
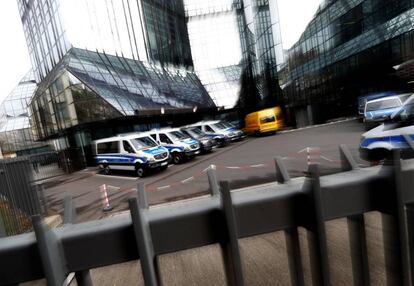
0, 71, 45, 156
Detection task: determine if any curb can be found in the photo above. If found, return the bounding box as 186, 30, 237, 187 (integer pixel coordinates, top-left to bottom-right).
279, 117, 357, 134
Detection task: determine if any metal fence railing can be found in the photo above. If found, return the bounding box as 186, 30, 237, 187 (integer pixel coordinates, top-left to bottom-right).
0, 151, 74, 236
0, 145, 414, 285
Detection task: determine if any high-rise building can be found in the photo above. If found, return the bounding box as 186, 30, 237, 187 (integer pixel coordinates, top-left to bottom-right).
280, 0, 414, 127
17, 0, 215, 161
184, 0, 284, 110
17, 0, 194, 82
0, 71, 48, 157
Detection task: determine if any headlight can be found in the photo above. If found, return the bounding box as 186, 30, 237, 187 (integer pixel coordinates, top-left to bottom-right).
184, 146, 191, 151
148, 157, 155, 162
201, 140, 209, 145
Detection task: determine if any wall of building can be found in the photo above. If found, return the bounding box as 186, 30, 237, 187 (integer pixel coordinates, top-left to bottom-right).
281, 0, 414, 126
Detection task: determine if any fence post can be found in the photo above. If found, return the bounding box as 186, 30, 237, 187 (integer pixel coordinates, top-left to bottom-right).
393, 150, 413, 286
32, 215, 67, 286
207, 165, 220, 196
63, 196, 76, 225
275, 156, 304, 286
340, 145, 370, 285
63, 196, 93, 286
37, 184, 49, 216
339, 144, 359, 171
219, 181, 244, 286
274, 156, 290, 184
308, 164, 330, 286
129, 183, 161, 286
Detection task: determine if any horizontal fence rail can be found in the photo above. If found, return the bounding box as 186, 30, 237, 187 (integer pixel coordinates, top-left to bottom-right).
1, 146, 414, 285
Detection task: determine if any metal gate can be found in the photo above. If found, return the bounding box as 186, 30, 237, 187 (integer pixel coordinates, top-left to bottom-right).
0, 157, 41, 236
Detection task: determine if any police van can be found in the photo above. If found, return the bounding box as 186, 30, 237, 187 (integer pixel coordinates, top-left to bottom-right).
93, 133, 169, 177
149, 128, 200, 164
188, 120, 243, 143
360, 94, 414, 161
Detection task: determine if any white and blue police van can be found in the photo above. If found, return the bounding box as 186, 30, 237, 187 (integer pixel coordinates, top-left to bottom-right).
360, 94, 414, 161
149, 128, 200, 164
187, 120, 243, 144
93, 133, 169, 177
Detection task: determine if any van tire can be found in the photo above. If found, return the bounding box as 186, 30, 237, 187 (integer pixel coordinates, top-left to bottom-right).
369, 148, 390, 162
136, 165, 146, 178
172, 153, 183, 164
103, 164, 111, 175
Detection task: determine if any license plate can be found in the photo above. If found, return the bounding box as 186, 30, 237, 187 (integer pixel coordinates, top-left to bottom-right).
161, 161, 168, 166
195, 150, 200, 154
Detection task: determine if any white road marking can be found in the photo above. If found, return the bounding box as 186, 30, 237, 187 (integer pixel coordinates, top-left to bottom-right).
181, 177, 195, 184
250, 164, 266, 168
106, 185, 121, 190
95, 174, 139, 181
157, 185, 171, 191
320, 156, 334, 162
226, 166, 242, 169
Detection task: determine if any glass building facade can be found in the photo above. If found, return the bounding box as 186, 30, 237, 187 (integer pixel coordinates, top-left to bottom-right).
0, 71, 47, 157
184, 0, 284, 110
280, 0, 414, 127
29, 48, 215, 141
17, 0, 194, 83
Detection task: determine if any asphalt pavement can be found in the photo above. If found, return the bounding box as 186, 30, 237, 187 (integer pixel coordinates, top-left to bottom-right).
43, 118, 367, 222
31, 119, 402, 286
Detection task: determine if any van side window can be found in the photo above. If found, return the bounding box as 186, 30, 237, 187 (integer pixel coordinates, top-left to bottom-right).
97, 141, 119, 154
123, 141, 134, 153
159, 133, 172, 144
205, 125, 214, 133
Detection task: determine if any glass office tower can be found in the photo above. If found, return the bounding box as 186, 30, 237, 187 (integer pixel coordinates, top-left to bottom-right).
280, 0, 414, 127
0, 71, 47, 157
17, 0, 215, 146
184, 0, 284, 110
17, 0, 194, 83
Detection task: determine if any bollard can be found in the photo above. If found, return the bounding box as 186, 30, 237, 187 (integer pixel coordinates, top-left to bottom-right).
306, 147, 321, 166
100, 184, 113, 212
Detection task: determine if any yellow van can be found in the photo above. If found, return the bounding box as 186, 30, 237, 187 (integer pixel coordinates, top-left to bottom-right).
244, 107, 284, 135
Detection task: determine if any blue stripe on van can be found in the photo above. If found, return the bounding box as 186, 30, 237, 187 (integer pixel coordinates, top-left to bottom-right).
96, 154, 147, 163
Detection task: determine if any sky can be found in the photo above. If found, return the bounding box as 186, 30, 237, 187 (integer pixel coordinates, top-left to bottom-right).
0, 0, 322, 103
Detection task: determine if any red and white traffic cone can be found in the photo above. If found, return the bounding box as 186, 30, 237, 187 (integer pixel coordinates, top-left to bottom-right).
100, 184, 113, 212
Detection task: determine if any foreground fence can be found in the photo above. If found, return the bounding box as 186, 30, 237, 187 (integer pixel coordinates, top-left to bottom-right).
0, 151, 74, 236
1, 145, 414, 285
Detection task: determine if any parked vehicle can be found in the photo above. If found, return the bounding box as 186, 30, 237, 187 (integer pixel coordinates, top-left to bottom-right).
244, 107, 284, 135
360, 94, 414, 161
364, 93, 411, 126
180, 127, 216, 153
149, 128, 200, 164
188, 120, 243, 142
358, 92, 400, 117
93, 133, 169, 177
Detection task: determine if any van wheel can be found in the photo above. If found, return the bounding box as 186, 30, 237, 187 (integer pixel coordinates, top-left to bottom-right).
103, 165, 111, 175
136, 165, 146, 178
369, 148, 390, 162
172, 153, 183, 164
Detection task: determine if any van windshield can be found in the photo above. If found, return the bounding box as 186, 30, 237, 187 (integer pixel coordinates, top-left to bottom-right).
169, 131, 191, 141
187, 128, 205, 137
213, 122, 227, 130
260, 115, 276, 124
220, 122, 233, 128
366, 98, 400, 112
131, 137, 158, 150
392, 95, 414, 121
